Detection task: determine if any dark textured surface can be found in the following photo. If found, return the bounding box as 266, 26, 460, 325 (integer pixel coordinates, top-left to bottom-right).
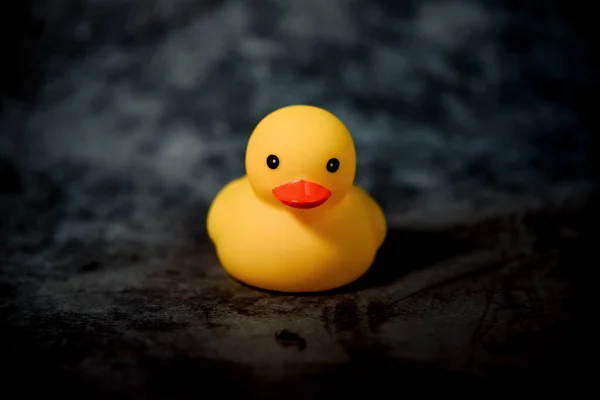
0, 0, 596, 397
0, 194, 592, 397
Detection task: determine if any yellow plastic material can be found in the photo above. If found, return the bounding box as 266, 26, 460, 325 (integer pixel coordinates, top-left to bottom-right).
207, 105, 387, 293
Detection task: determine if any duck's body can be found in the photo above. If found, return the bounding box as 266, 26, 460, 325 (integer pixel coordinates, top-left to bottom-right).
206, 105, 387, 293
207, 177, 385, 292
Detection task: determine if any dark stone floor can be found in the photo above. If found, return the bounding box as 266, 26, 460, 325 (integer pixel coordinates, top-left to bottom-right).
1, 0, 596, 398
0, 186, 592, 397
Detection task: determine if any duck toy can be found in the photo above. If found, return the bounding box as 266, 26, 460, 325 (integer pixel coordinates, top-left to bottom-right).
207, 105, 387, 293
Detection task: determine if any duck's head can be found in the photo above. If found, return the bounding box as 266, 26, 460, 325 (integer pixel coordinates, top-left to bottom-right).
245, 105, 356, 210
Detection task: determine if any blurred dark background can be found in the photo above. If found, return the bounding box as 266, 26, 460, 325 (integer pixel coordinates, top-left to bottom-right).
0, 0, 596, 398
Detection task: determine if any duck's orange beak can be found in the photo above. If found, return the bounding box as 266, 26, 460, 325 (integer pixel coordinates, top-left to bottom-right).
272, 180, 331, 209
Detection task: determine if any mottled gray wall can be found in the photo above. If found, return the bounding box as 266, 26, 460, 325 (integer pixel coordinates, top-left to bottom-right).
1, 0, 595, 217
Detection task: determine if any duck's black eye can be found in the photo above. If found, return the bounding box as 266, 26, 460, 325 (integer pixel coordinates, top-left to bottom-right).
266, 154, 279, 169
326, 158, 340, 173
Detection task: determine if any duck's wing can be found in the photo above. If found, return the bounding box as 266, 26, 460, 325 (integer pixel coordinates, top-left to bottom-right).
206, 177, 247, 243
352, 186, 387, 248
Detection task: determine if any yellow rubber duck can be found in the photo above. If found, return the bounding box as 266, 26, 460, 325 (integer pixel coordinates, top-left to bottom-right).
207, 105, 387, 293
